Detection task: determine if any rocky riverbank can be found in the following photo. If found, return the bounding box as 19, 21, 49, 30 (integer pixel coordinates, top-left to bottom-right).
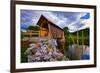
24, 38, 68, 62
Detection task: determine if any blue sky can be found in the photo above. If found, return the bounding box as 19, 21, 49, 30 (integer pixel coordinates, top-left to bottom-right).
21, 10, 90, 32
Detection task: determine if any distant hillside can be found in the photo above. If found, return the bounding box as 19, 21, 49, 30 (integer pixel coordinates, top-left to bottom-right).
63, 27, 90, 46
70, 28, 89, 37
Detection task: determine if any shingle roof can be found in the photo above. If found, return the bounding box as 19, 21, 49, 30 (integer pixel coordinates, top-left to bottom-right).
37, 15, 63, 31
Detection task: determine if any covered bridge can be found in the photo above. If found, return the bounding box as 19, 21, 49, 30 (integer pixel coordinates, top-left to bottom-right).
37, 15, 65, 41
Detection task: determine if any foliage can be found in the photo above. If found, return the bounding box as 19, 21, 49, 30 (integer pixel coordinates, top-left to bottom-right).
63, 27, 69, 35
63, 27, 69, 40
63, 27, 90, 46
27, 25, 39, 31
21, 47, 28, 63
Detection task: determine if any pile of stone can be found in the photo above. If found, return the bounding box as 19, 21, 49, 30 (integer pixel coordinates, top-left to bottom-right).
24, 39, 67, 62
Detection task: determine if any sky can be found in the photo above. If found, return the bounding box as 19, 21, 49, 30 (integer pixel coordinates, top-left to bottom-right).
21, 10, 90, 32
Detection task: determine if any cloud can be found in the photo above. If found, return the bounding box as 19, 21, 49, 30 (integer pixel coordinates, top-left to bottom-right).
21, 10, 90, 32
67, 13, 90, 32
41, 11, 69, 28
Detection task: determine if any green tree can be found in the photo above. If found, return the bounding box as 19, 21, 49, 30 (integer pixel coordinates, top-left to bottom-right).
63, 27, 70, 46
27, 25, 39, 31
63, 27, 69, 35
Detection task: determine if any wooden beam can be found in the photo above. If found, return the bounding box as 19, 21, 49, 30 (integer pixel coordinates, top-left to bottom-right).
48, 23, 51, 39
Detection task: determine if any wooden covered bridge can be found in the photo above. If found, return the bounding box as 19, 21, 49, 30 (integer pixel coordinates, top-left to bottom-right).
37, 15, 65, 40
22, 15, 65, 53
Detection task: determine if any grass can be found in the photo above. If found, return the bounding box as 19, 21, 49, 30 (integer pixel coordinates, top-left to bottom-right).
21, 46, 28, 63
65, 35, 89, 46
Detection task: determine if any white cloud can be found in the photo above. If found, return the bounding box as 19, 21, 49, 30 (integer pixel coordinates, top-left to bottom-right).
42, 12, 59, 24
36, 11, 69, 28
68, 13, 90, 32
23, 10, 90, 32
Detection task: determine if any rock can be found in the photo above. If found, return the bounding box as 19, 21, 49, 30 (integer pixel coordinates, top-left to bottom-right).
25, 38, 68, 62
